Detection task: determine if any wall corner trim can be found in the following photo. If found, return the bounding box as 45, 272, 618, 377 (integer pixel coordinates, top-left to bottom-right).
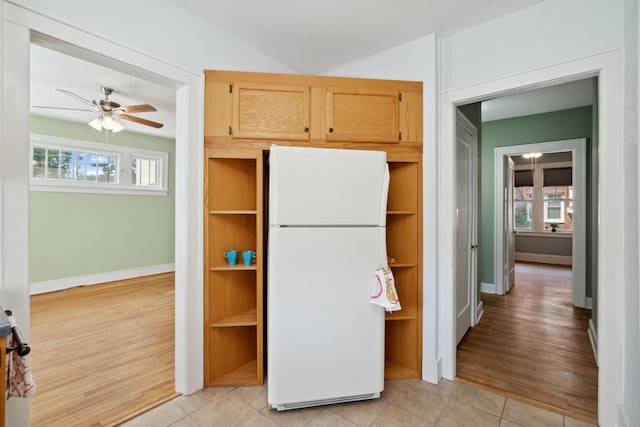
30, 263, 175, 295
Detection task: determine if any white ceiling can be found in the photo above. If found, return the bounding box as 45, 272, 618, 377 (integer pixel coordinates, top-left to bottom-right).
30, 0, 593, 138
30, 44, 177, 139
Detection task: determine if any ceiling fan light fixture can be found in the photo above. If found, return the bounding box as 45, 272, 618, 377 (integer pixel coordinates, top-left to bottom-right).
101, 113, 116, 130
88, 117, 103, 131
112, 120, 124, 133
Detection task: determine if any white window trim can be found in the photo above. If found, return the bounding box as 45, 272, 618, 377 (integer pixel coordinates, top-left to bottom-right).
30, 133, 169, 196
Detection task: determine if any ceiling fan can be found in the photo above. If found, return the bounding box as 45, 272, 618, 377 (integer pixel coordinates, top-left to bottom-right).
33, 86, 164, 133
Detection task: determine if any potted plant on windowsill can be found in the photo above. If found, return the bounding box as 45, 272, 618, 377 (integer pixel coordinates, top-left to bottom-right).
548, 223, 560, 232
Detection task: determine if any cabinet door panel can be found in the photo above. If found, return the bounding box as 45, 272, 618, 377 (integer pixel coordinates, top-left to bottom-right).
327, 89, 400, 143
233, 83, 310, 141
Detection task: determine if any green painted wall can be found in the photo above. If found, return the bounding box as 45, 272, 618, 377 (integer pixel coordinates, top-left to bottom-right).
29, 115, 175, 283
480, 106, 594, 287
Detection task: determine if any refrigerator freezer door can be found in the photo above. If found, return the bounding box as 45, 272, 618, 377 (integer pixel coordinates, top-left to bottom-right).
269, 146, 389, 227
268, 226, 386, 409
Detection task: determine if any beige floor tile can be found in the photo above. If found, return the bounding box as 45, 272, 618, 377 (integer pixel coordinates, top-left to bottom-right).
238, 412, 276, 427
436, 400, 500, 427
370, 404, 435, 427
121, 401, 187, 427
389, 382, 448, 423
452, 382, 506, 416
499, 420, 522, 427
564, 415, 598, 427
329, 398, 389, 426
259, 406, 324, 427
191, 394, 257, 427
306, 410, 358, 426
230, 384, 269, 411
502, 399, 563, 427
173, 386, 235, 414
168, 416, 199, 427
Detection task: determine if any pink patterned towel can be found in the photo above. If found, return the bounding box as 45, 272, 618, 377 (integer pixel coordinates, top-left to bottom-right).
6, 315, 36, 398
370, 265, 402, 312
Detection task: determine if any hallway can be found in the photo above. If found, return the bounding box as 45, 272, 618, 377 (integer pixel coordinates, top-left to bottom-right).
456, 262, 597, 423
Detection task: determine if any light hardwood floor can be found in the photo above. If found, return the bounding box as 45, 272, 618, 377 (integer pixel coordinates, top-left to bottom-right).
456, 262, 598, 423
29, 273, 177, 427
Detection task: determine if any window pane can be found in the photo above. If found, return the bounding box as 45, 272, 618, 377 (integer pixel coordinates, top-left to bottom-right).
47, 149, 60, 179
514, 200, 532, 230
132, 157, 159, 187
60, 151, 74, 180
96, 155, 109, 183
33, 147, 46, 178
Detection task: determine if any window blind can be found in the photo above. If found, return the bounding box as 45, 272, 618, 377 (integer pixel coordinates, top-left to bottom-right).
543, 167, 572, 186
514, 170, 534, 187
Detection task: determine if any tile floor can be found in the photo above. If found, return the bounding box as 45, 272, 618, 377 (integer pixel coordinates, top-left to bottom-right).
121, 379, 597, 427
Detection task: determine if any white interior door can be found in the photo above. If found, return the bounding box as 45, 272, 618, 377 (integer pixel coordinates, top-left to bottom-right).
504, 157, 515, 293
455, 111, 477, 345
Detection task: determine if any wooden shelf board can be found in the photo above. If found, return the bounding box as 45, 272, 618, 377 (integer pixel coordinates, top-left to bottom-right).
209, 359, 259, 387
211, 310, 257, 327
210, 210, 257, 215
385, 314, 416, 321
210, 265, 257, 271
387, 263, 416, 268
384, 359, 419, 380
387, 210, 416, 215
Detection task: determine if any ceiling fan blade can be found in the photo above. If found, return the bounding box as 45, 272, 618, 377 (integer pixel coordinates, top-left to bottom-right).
116, 104, 157, 114
32, 106, 95, 112
56, 89, 100, 109
119, 114, 164, 129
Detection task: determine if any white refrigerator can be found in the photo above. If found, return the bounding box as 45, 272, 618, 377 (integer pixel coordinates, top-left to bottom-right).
267, 145, 389, 411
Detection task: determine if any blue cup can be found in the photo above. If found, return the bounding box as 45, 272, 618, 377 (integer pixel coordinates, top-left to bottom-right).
224, 250, 238, 266
242, 250, 256, 266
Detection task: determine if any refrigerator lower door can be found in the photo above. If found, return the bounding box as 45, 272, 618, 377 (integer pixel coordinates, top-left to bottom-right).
267, 226, 386, 410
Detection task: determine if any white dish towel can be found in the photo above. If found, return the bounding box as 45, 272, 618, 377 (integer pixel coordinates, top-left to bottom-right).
370, 265, 402, 312
6, 315, 36, 399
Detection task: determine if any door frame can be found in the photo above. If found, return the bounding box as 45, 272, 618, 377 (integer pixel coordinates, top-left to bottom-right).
1, 3, 204, 424
455, 110, 479, 338
439, 49, 623, 426
493, 139, 587, 307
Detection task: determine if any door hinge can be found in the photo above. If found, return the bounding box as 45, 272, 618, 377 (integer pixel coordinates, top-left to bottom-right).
228, 126, 233, 136
399, 93, 402, 102
229, 84, 233, 93
399, 131, 403, 141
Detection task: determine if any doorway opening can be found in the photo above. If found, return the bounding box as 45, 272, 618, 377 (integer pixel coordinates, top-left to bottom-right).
27, 37, 178, 425
453, 78, 597, 422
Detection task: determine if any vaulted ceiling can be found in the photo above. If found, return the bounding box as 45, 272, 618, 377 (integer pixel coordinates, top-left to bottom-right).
30, 0, 595, 139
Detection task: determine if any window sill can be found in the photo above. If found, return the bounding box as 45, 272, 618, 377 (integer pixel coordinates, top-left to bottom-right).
514, 231, 572, 238
31, 183, 169, 197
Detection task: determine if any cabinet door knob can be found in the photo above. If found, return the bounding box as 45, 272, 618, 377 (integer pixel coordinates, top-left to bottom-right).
304, 127, 309, 132
328, 127, 334, 133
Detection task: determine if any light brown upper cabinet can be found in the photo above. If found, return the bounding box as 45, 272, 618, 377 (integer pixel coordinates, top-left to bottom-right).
326, 88, 400, 143
231, 83, 310, 141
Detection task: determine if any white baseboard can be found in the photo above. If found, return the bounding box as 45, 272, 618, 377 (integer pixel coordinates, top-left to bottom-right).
514, 252, 572, 265
481, 282, 497, 294
422, 356, 441, 384
475, 301, 484, 325
586, 297, 592, 309
588, 318, 598, 366
30, 263, 175, 295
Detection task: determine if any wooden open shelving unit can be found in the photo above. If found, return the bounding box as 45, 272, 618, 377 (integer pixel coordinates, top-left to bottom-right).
204, 151, 263, 386
203, 70, 423, 386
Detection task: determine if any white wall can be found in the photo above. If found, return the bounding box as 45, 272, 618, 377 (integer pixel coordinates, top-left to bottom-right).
11, 0, 294, 74
623, 1, 640, 425
440, 0, 625, 90
324, 34, 442, 382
